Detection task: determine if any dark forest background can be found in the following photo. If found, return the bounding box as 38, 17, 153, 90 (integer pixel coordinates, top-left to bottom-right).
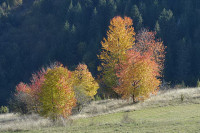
0, 0, 200, 105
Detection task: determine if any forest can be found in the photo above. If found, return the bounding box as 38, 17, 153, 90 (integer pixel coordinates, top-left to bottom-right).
0, 0, 200, 106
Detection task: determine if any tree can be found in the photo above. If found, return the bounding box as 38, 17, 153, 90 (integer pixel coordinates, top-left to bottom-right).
29, 68, 46, 112
75, 2, 82, 13
130, 5, 143, 31
14, 67, 47, 113
72, 64, 99, 111
98, 16, 135, 95
73, 64, 99, 98
64, 20, 70, 31
154, 21, 160, 34
14, 82, 33, 114
115, 50, 160, 102
99, 0, 106, 7
39, 65, 76, 120
174, 38, 191, 82
135, 29, 166, 72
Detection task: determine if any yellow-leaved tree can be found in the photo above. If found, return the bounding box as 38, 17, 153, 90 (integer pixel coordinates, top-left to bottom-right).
72, 64, 99, 110
39, 65, 76, 120
98, 16, 135, 96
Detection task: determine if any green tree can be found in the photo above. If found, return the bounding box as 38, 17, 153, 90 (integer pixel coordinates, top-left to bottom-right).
68, 0, 73, 12
64, 20, 70, 31
154, 21, 160, 34
175, 38, 191, 82
131, 5, 143, 31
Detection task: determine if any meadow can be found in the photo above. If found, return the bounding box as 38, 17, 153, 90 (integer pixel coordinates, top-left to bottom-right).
1, 87, 200, 133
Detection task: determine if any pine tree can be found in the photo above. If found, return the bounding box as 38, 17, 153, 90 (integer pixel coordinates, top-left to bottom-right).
131, 5, 143, 31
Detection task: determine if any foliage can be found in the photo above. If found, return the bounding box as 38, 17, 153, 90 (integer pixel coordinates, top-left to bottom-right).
8, 92, 32, 114
11, 62, 98, 118
39, 65, 76, 120
73, 64, 99, 98
197, 79, 200, 87
1, 0, 200, 106
180, 94, 184, 102
72, 64, 99, 112
174, 81, 186, 89
115, 50, 160, 102
14, 69, 47, 113
98, 16, 135, 94
0, 106, 9, 114
135, 29, 166, 72
99, 17, 164, 102
94, 95, 102, 101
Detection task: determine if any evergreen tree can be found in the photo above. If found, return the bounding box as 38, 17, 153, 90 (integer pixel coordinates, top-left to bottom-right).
154, 21, 160, 35
175, 38, 191, 83
131, 5, 143, 31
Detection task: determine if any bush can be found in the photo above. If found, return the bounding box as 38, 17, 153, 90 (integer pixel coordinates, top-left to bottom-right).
197, 79, 200, 87
174, 81, 186, 89
181, 94, 184, 102
95, 95, 102, 101
0, 106, 9, 114
72, 86, 91, 114
121, 112, 135, 124
8, 92, 34, 114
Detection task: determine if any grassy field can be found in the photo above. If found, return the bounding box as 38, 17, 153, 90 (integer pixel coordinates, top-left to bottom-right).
1, 88, 200, 133
1, 104, 200, 133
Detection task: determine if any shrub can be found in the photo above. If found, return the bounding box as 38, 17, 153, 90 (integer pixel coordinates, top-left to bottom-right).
0, 106, 9, 114
95, 95, 102, 101
197, 79, 200, 87
174, 81, 186, 89
73, 86, 91, 113
181, 94, 184, 102
121, 112, 135, 124
9, 92, 33, 114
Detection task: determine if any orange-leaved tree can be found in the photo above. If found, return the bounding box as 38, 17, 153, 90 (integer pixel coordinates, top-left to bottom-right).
39, 64, 76, 120
98, 16, 135, 95
135, 29, 166, 72
115, 50, 161, 102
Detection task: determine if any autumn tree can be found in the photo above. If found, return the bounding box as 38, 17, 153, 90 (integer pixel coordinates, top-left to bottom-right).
39, 65, 76, 120
98, 17, 165, 102
135, 29, 166, 72
114, 29, 165, 102
115, 50, 160, 102
13, 82, 33, 113
28, 68, 46, 112
72, 64, 99, 111
73, 64, 99, 98
98, 16, 135, 95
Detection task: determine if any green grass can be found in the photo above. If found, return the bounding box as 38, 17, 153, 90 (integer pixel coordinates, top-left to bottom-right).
6, 104, 200, 133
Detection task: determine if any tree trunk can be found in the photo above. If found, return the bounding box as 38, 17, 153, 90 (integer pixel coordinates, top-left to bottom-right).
132, 94, 135, 104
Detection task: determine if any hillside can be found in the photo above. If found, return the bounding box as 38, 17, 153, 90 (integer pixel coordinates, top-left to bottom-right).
0, 0, 200, 105
0, 87, 200, 132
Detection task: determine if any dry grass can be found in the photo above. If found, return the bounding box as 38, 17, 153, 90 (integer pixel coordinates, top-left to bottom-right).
71, 87, 200, 119
0, 113, 52, 132
0, 87, 200, 132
